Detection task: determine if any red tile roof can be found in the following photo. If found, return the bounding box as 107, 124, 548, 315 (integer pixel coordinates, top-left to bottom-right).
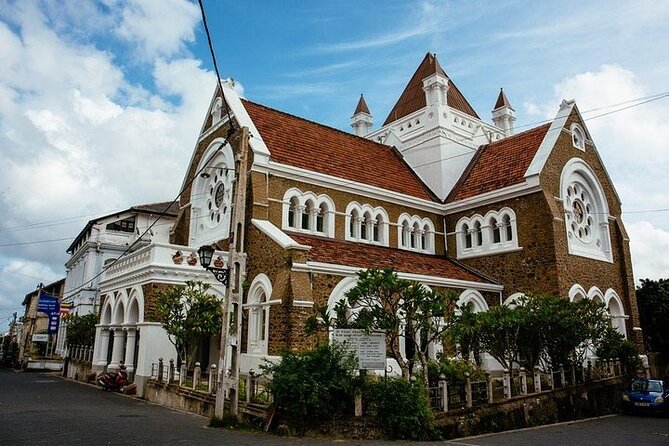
447, 124, 551, 202
289, 233, 495, 284
353, 94, 370, 115
242, 99, 436, 201
383, 53, 479, 126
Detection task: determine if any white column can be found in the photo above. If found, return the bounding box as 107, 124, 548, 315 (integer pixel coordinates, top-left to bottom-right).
95, 327, 111, 367
108, 327, 126, 371
124, 327, 137, 373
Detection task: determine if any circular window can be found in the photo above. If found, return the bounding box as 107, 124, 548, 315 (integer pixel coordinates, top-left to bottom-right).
565, 183, 593, 242
203, 166, 230, 228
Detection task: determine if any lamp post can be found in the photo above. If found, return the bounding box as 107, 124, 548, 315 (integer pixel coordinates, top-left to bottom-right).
197, 245, 229, 286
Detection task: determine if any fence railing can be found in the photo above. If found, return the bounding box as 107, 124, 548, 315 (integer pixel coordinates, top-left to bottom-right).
427, 358, 629, 413
149, 358, 273, 406
67, 344, 93, 362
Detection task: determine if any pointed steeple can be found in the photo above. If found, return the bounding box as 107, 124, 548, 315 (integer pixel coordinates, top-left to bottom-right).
351, 94, 373, 137
492, 88, 516, 136
383, 53, 479, 125
354, 94, 370, 115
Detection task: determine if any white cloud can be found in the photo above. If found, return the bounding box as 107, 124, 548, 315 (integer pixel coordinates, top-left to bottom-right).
0, 0, 213, 328
115, 0, 200, 57
627, 221, 669, 281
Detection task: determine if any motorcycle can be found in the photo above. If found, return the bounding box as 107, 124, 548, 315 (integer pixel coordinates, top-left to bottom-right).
98, 365, 130, 391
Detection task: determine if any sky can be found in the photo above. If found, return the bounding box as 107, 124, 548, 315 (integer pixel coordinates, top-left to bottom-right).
1, 0, 668, 333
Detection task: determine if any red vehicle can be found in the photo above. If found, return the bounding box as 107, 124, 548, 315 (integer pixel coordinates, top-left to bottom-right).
98, 365, 129, 392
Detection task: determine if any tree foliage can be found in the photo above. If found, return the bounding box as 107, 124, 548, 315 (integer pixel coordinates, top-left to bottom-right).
306, 268, 456, 383
261, 343, 359, 431
155, 281, 223, 368
449, 295, 610, 372
636, 278, 669, 356
64, 313, 97, 346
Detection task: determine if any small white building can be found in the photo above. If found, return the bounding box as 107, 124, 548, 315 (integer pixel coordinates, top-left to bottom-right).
56, 202, 178, 356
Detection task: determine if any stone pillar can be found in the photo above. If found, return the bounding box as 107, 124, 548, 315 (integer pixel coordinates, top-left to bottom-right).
179, 364, 187, 386
108, 327, 126, 371
534, 366, 542, 393
96, 328, 111, 367
123, 328, 137, 374
193, 362, 201, 390
209, 364, 217, 393
520, 368, 527, 395
486, 374, 494, 404
503, 369, 511, 399
465, 372, 473, 408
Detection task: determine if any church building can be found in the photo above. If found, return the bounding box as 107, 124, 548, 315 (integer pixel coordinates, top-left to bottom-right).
93, 53, 641, 394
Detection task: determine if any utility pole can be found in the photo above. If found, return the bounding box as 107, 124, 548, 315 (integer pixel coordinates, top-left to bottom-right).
215, 126, 250, 417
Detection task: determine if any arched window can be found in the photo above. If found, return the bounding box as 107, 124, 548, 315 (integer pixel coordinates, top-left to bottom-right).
473, 221, 482, 247
362, 211, 372, 240
316, 203, 326, 233
374, 215, 382, 242
302, 199, 314, 230
491, 217, 500, 244
571, 123, 586, 150
245, 275, 273, 355
288, 196, 299, 228
463, 223, 472, 249
350, 209, 360, 238
561, 158, 612, 262
189, 139, 235, 247
283, 190, 335, 237
502, 214, 512, 242
402, 221, 410, 247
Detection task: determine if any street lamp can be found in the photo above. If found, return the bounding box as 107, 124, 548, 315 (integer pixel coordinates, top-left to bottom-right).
197, 245, 229, 286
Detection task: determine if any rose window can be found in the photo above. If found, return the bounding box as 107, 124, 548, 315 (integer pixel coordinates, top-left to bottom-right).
565, 183, 594, 243
205, 168, 231, 227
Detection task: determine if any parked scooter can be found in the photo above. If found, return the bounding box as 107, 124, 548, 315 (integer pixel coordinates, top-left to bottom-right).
98, 364, 129, 391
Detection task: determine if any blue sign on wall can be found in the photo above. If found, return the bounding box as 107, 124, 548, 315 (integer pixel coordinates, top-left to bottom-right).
37, 293, 61, 334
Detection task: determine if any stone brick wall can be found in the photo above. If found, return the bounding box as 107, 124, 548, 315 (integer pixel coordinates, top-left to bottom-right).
446, 192, 559, 300
142, 282, 175, 323
539, 110, 639, 342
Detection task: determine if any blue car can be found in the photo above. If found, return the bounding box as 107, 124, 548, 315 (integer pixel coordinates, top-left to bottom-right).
622, 378, 669, 415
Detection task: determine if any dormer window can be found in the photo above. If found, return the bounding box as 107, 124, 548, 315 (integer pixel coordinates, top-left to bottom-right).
571, 123, 585, 151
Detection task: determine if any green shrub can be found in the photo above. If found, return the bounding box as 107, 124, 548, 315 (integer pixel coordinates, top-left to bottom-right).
365, 377, 439, 440
427, 356, 485, 386
261, 343, 359, 431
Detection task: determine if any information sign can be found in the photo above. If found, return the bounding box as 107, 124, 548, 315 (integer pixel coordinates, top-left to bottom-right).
332, 329, 386, 370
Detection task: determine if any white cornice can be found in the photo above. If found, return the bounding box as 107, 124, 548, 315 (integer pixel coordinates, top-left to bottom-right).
292, 261, 502, 292
444, 178, 541, 214
251, 219, 311, 250
254, 161, 442, 213
99, 265, 219, 292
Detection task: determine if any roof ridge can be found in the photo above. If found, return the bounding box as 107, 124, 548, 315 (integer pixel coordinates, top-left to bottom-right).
241, 98, 392, 150
486, 122, 551, 146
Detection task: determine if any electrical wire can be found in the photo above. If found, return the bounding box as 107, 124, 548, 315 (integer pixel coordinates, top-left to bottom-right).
198, 0, 235, 139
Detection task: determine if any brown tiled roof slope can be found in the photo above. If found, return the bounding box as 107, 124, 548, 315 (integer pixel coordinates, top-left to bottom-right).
289, 233, 494, 284
383, 53, 479, 126
132, 201, 179, 216
242, 100, 436, 201
447, 124, 551, 203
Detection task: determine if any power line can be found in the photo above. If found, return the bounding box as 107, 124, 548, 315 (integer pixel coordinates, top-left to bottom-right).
0, 237, 72, 247
197, 0, 235, 139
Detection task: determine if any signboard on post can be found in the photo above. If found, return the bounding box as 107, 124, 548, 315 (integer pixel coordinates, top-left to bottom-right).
32, 334, 49, 343
332, 329, 386, 370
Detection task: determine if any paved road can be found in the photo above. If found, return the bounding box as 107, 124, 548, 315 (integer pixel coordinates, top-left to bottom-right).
1, 369, 668, 445
443, 415, 669, 446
